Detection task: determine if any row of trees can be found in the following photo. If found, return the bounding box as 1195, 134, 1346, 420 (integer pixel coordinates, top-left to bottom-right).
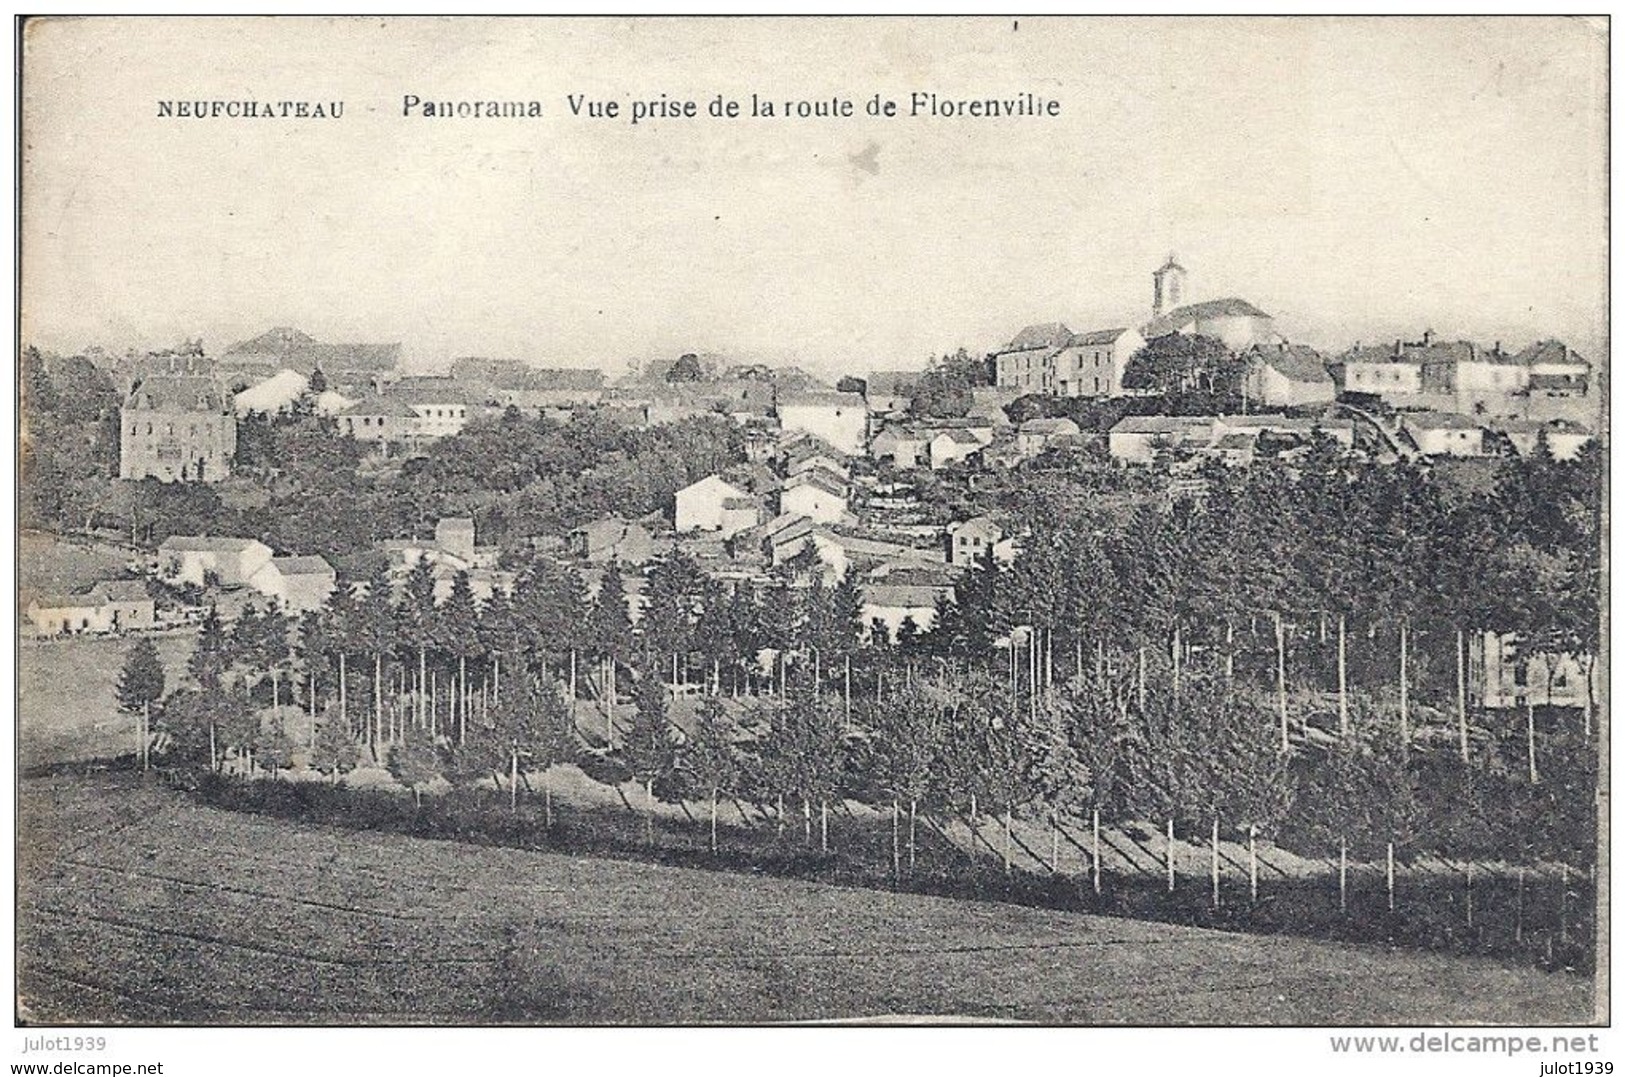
122, 421, 1598, 878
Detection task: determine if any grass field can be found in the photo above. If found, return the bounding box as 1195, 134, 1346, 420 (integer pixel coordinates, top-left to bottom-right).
19, 633, 195, 770
16, 774, 1592, 1025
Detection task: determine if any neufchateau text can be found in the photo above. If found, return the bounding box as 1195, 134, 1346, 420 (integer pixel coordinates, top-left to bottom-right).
153, 91, 1063, 123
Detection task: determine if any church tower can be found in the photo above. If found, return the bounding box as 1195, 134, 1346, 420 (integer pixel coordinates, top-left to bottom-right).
1152, 254, 1187, 318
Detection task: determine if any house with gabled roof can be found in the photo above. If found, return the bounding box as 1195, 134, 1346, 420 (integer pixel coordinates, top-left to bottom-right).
24, 579, 156, 636
1016, 416, 1082, 459
992, 323, 1072, 395
778, 467, 850, 524
1107, 415, 1217, 464
1401, 410, 1485, 457
248, 555, 337, 613
1243, 342, 1335, 408
158, 535, 275, 588
1050, 327, 1146, 398
861, 582, 951, 643
676, 474, 752, 533
928, 427, 985, 469
775, 390, 867, 455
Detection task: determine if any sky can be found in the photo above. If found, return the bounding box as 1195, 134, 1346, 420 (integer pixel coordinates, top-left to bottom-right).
21, 16, 1609, 381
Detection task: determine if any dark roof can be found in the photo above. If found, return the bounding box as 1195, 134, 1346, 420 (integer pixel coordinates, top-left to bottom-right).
1143, 297, 1271, 337
865, 370, 920, 395
933, 428, 983, 445
1019, 417, 1081, 436
777, 390, 865, 409
383, 376, 479, 406
1514, 340, 1590, 369
997, 323, 1073, 355
1109, 415, 1213, 435
862, 583, 950, 609
124, 375, 229, 412
223, 327, 400, 374
94, 579, 152, 603
452, 357, 606, 392
159, 535, 266, 553
784, 468, 848, 499
1066, 327, 1130, 347
271, 555, 335, 577
1403, 410, 1482, 431
343, 395, 420, 418
1249, 343, 1332, 384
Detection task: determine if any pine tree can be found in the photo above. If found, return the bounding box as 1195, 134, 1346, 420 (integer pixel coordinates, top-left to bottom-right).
388, 723, 444, 808
116, 637, 166, 715
683, 695, 740, 852
188, 606, 229, 690
310, 707, 361, 783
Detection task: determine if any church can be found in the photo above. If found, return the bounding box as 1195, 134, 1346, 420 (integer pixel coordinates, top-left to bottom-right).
992, 256, 1277, 398
1139, 255, 1278, 353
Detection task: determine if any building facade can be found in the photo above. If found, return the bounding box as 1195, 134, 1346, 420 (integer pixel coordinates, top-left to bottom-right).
120, 373, 237, 483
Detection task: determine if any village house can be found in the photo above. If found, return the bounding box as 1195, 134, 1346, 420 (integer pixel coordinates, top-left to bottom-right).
778, 467, 850, 524
25, 580, 157, 636
26, 591, 113, 636
966, 387, 1020, 428
1051, 328, 1146, 398
1515, 340, 1593, 423
992, 323, 1070, 395
946, 515, 1005, 568
861, 583, 950, 643
1243, 343, 1335, 408
218, 327, 400, 390
1334, 343, 1427, 403
928, 428, 985, 469
247, 555, 337, 614
568, 517, 657, 565
379, 517, 497, 575
1401, 411, 1485, 457
775, 390, 868, 455
871, 425, 931, 469
675, 474, 752, 533
1016, 416, 1082, 459
1217, 414, 1356, 448
334, 395, 419, 445
1107, 415, 1217, 464
782, 435, 852, 480
233, 369, 310, 417
1490, 418, 1593, 462
755, 513, 818, 566
450, 357, 606, 414
120, 365, 238, 483
1476, 630, 1598, 713
158, 536, 274, 589
863, 371, 918, 415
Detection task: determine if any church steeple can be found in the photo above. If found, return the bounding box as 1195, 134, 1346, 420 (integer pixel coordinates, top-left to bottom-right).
1152, 254, 1187, 318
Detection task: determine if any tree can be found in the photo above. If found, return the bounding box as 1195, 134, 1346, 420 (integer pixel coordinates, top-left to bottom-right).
188, 606, 229, 690
117, 637, 166, 769
310, 708, 361, 783
116, 638, 166, 716
1121, 333, 1240, 396
666, 353, 705, 383
388, 725, 444, 808
682, 695, 740, 852
625, 666, 678, 836
435, 570, 481, 743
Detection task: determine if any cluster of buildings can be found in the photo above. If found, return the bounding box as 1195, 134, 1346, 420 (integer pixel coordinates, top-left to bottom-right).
984, 257, 1595, 464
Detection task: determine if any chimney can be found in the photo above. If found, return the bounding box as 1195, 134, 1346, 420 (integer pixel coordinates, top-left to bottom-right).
1422, 328, 1435, 345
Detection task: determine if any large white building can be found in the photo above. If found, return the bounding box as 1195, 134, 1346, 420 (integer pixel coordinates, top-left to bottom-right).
775, 391, 868, 455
